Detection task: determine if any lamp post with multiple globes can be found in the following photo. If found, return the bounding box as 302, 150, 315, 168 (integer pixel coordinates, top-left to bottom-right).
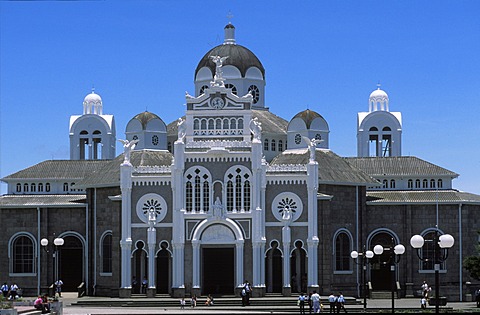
41, 235, 64, 296
372, 238, 405, 313
350, 246, 374, 310
410, 229, 454, 314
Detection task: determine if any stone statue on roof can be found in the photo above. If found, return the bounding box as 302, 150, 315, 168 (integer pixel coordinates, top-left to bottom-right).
210, 55, 228, 87
302, 136, 322, 162
177, 118, 186, 142
249, 117, 262, 142
118, 139, 139, 165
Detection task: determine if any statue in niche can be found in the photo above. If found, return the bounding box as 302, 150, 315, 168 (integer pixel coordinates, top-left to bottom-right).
118, 139, 138, 165
249, 117, 262, 141
148, 206, 157, 229
213, 197, 224, 219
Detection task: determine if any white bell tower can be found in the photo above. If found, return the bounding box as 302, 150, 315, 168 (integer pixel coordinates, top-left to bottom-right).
357, 85, 402, 157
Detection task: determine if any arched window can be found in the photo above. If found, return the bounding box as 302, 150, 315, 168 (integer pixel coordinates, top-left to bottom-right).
408, 179, 413, 189
382, 179, 388, 189
38, 183, 44, 192
415, 179, 421, 188
278, 140, 283, 151
184, 167, 211, 212
230, 118, 236, 130
225, 166, 252, 212
63, 183, 69, 192
390, 179, 396, 189
200, 119, 207, 130
430, 179, 436, 188
418, 231, 447, 271
193, 119, 200, 130
101, 232, 113, 274
237, 118, 244, 130
423, 179, 428, 188
335, 232, 351, 271
23, 183, 29, 192
264, 139, 269, 151
438, 179, 443, 188
208, 119, 214, 130
11, 235, 35, 274
271, 139, 276, 151
16, 183, 21, 193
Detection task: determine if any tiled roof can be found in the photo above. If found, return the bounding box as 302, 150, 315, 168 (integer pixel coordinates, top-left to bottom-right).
75, 150, 173, 188
271, 149, 378, 185
2, 160, 111, 180
367, 190, 480, 204
0, 194, 87, 208
344, 156, 458, 177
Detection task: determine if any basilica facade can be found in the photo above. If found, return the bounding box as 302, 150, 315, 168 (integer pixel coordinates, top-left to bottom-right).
1, 23, 479, 301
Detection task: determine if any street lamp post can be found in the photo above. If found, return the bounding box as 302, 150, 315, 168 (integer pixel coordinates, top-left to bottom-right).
373, 238, 405, 313
351, 246, 374, 310
410, 229, 454, 314
41, 236, 64, 296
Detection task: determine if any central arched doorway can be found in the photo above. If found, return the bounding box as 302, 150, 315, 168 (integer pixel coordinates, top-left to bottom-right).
202, 247, 235, 295
156, 241, 171, 294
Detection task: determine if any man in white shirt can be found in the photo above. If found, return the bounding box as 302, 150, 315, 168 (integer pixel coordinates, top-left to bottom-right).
328, 293, 337, 313
311, 290, 321, 313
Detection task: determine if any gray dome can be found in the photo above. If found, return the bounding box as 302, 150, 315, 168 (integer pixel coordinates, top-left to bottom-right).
195, 24, 265, 79
292, 109, 326, 129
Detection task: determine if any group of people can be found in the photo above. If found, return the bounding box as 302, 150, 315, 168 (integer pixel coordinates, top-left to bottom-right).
179, 294, 213, 309
298, 291, 347, 314
420, 280, 432, 309
131, 276, 149, 294
1, 282, 20, 300
34, 294, 52, 314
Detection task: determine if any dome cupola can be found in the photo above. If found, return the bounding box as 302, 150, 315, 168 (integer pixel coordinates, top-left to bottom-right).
125, 111, 167, 150
83, 89, 103, 115
369, 85, 389, 112
194, 23, 266, 108
287, 109, 329, 150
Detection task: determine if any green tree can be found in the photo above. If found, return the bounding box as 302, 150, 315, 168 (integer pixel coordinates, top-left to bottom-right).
464, 231, 480, 280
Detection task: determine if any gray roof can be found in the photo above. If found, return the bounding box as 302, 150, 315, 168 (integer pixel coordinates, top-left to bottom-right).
75, 150, 173, 188
367, 190, 480, 205
0, 194, 87, 208
271, 149, 378, 185
2, 160, 111, 181
344, 156, 459, 178
167, 110, 288, 137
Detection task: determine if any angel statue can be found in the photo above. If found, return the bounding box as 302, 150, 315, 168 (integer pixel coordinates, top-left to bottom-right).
177, 118, 186, 142
302, 136, 323, 162
118, 139, 139, 165
210, 55, 229, 86
249, 117, 262, 141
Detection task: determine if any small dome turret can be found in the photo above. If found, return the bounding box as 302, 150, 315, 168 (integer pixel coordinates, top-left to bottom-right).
83, 90, 103, 115
287, 109, 329, 150
369, 85, 389, 112
125, 111, 167, 150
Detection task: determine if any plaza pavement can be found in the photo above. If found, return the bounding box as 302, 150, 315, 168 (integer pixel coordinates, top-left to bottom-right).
15, 292, 480, 314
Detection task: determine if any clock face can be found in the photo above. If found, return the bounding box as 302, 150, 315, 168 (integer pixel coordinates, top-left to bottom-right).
211, 97, 225, 109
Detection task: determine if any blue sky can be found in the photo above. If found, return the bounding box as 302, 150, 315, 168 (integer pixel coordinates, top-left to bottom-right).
1, 1, 479, 195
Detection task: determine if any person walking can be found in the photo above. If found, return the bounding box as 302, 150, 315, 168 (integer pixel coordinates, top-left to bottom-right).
328, 293, 337, 313
190, 294, 197, 308
311, 290, 321, 313
336, 292, 347, 313
307, 292, 313, 314
180, 297, 185, 309
9, 283, 18, 300
298, 292, 307, 314
141, 277, 148, 294
54, 279, 63, 297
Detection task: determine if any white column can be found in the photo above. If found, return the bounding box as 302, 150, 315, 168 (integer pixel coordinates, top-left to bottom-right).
172, 139, 186, 289
120, 163, 133, 288
236, 241, 244, 286
147, 227, 156, 289
192, 240, 200, 288
282, 225, 291, 288
306, 160, 319, 289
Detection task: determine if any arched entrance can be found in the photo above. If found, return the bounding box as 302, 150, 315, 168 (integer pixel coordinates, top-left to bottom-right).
265, 240, 282, 293
58, 235, 84, 292
290, 240, 307, 293
191, 218, 245, 295
132, 241, 148, 294
370, 232, 396, 290
156, 241, 171, 294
